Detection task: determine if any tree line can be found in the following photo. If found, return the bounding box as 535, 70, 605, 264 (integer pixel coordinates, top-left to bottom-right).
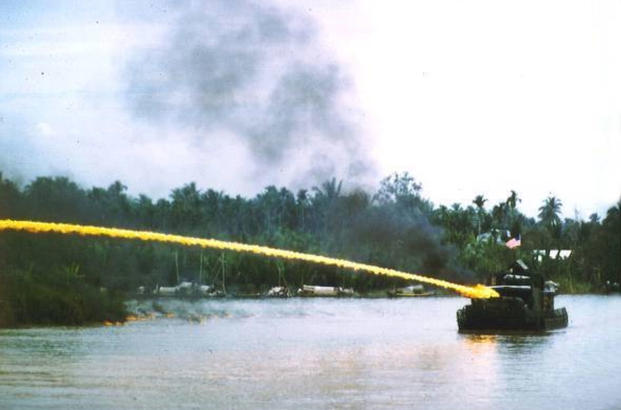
0, 172, 619, 325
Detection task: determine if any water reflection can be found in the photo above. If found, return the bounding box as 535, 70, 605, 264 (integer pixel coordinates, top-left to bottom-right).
460, 332, 552, 353
462, 334, 498, 348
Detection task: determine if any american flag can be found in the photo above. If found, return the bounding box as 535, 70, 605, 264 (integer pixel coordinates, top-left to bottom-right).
505, 235, 521, 249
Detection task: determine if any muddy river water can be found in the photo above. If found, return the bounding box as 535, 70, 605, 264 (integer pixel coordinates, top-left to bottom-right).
1, 295, 620, 409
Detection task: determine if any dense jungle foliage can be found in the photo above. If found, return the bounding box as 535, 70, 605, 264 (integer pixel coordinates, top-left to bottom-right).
0, 172, 619, 326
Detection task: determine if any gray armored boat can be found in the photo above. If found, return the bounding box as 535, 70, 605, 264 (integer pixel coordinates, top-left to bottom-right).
457, 260, 568, 332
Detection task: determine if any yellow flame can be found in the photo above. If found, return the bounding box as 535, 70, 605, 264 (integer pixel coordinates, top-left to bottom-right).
0, 219, 499, 299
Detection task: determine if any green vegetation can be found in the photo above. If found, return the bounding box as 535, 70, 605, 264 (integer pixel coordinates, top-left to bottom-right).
0, 172, 619, 326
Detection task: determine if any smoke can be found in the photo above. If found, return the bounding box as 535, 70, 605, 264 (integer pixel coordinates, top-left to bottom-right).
345, 205, 459, 277
125, 0, 375, 186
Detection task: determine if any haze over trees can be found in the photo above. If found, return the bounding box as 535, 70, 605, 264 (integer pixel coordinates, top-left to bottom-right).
0, 172, 619, 326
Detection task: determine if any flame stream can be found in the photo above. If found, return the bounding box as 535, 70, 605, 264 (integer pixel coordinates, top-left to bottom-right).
0, 219, 499, 299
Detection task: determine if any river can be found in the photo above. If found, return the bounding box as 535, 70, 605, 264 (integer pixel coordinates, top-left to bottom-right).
1, 295, 620, 409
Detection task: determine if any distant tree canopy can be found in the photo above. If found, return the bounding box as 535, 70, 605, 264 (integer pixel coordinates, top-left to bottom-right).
0, 171, 619, 326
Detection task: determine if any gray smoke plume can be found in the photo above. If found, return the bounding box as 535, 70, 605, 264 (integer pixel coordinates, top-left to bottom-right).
125, 0, 375, 186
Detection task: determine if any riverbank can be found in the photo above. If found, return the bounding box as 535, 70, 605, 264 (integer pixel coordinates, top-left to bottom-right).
0, 268, 126, 328
0, 272, 608, 329
548, 274, 603, 294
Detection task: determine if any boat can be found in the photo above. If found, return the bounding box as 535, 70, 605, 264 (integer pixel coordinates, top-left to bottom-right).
386, 284, 434, 297
457, 260, 568, 332
152, 282, 220, 298
265, 286, 290, 298
297, 285, 355, 297
605, 280, 620, 293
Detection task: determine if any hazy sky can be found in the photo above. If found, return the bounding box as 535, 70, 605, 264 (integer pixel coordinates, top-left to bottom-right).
1, 0, 619, 218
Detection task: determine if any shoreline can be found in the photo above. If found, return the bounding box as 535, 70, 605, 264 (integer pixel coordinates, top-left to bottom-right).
2, 292, 618, 330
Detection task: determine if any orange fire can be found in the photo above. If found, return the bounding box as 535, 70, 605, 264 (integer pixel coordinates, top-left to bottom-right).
0, 219, 499, 299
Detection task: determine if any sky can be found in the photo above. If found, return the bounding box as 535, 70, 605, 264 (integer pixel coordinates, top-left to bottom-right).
1, 0, 620, 218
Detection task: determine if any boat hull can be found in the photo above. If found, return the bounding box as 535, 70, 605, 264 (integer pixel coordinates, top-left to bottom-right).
457, 297, 568, 332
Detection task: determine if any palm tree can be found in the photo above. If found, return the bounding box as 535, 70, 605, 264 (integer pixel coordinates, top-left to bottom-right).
505, 190, 522, 237
538, 196, 563, 228
472, 195, 487, 235
506, 190, 521, 210
492, 202, 507, 227
313, 178, 343, 204
473, 195, 487, 210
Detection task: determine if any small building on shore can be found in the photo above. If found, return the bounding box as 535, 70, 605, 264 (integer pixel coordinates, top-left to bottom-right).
533, 249, 572, 262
